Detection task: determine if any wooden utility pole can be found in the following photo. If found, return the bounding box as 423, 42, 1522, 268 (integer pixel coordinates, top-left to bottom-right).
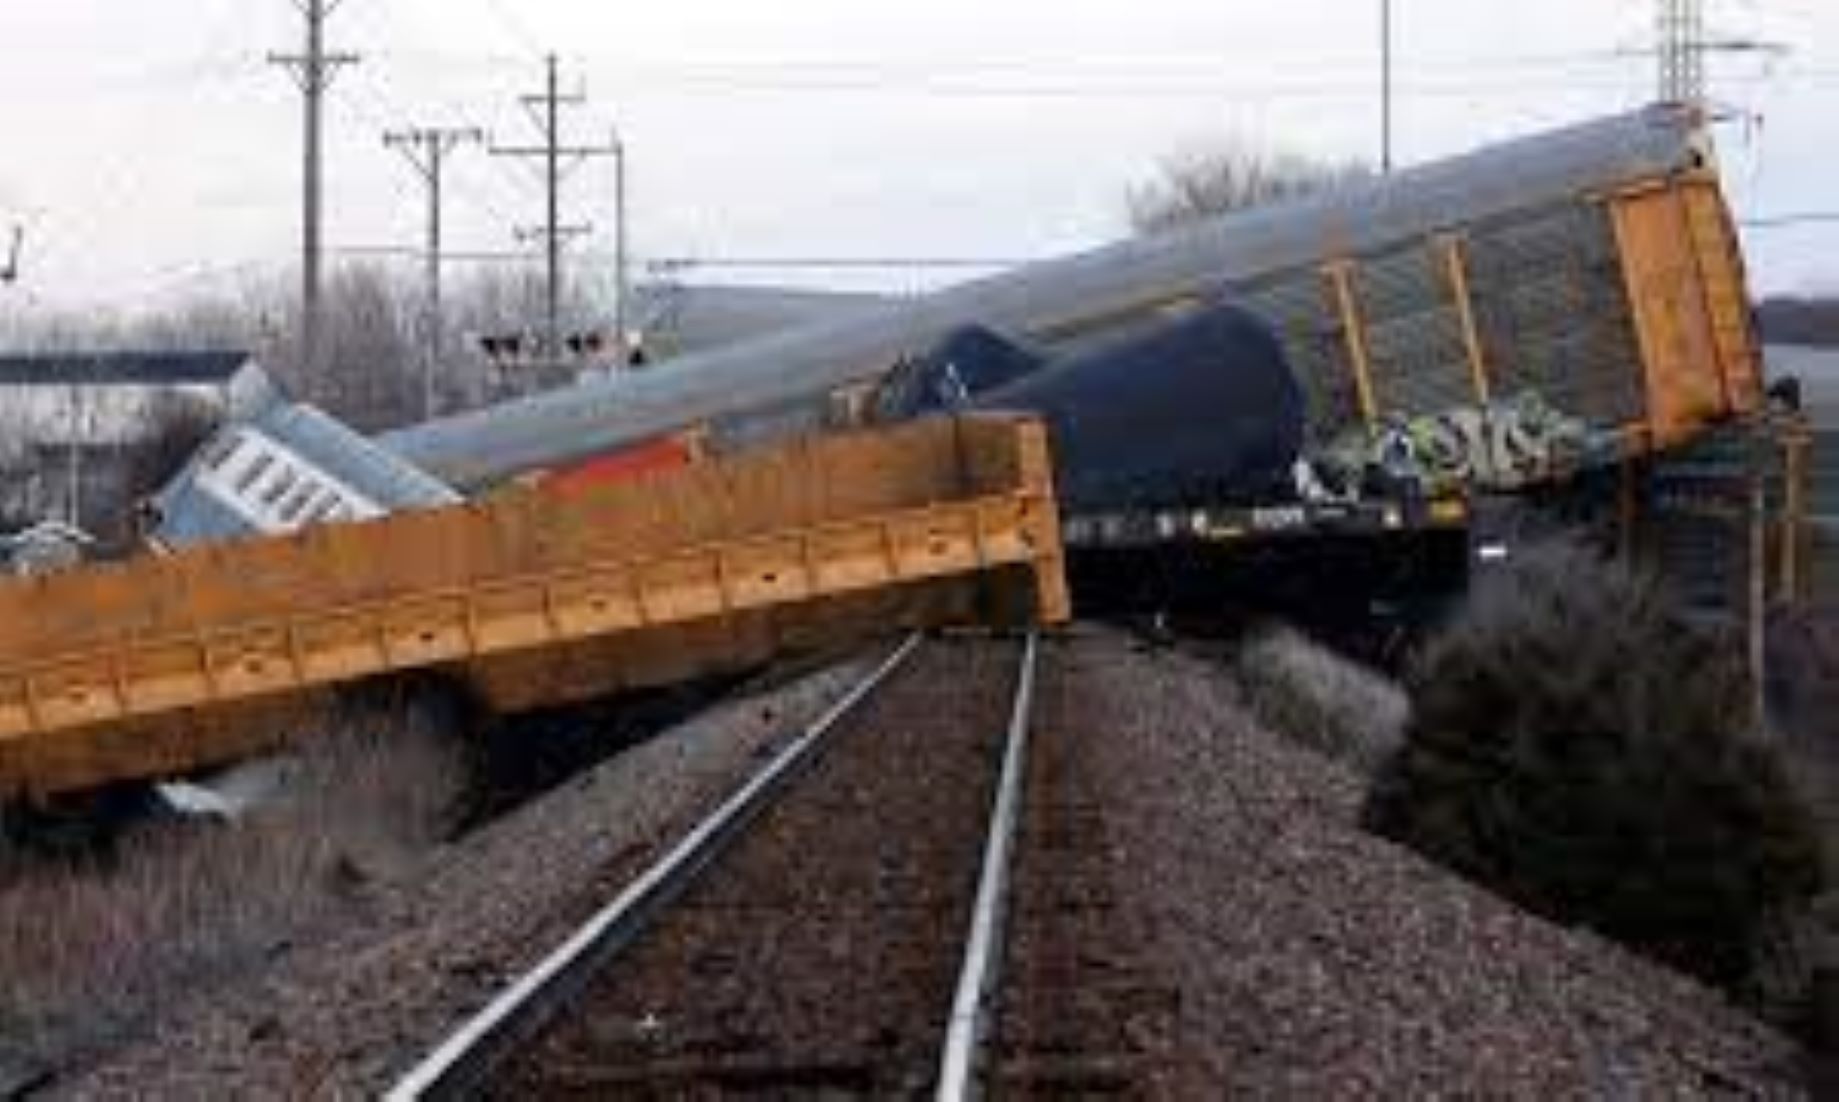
1380, 0, 1394, 173
385, 126, 483, 417
613, 133, 631, 364
492, 55, 617, 384
0, 224, 20, 285
270, 0, 359, 376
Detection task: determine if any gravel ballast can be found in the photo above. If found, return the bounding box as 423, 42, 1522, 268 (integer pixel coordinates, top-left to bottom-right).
59, 654, 878, 1099
56, 628, 1806, 1096
994, 631, 1804, 1096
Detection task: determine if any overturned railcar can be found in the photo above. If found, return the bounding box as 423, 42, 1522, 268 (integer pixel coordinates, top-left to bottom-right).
378, 107, 1754, 493
1016, 106, 1764, 511
156, 107, 1763, 555
852, 107, 1791, 629
1010, 108, 1792, 628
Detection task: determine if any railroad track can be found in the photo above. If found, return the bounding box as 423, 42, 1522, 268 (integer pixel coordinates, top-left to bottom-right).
388, 630, 1039, 1099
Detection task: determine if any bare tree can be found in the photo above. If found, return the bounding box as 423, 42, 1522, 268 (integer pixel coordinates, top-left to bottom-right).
1, 258, 617, 436
120, 393, 219, 504
1127, 142, 1368, 236
258, 264, 422, 432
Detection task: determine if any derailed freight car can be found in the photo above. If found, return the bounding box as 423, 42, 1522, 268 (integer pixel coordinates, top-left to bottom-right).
146, 107, 1788, 627
1035, 113, 1764, 527
515, 105, 1770, 568
857, 107, 1787, 629
378, 107, 1751, 493
152, 108, 1758, 556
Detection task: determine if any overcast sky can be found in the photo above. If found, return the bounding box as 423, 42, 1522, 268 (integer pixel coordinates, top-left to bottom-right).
0, 0, 1833, 315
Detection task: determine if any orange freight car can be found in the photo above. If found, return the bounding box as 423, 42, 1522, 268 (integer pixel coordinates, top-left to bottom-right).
538, 432, 704, 499
0, 415, 1067, 799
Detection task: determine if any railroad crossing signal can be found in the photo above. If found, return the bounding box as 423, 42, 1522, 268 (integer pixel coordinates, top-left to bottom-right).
478, 330, 629, 367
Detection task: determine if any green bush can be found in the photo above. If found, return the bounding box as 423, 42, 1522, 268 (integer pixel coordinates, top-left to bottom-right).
1364, 543, 1823, 989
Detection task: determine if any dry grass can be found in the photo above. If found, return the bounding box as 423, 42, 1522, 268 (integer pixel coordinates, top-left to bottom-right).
0, 693, 463, 1085
1233, 626, 1409, 777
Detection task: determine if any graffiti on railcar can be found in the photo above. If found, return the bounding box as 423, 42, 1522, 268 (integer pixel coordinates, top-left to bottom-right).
1307, 394, 1604, 499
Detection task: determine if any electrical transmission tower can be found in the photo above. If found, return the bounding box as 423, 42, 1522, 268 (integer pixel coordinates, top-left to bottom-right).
385, 126, 483, 417
1654, 0, 1787, 111
1657, 0, 1706, 105
492, 55, 618, 385
270, 0, 359, 376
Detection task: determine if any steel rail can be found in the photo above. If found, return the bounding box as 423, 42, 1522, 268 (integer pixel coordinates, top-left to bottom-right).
937, 630, 1039, 1101
384, 632, 924, 1101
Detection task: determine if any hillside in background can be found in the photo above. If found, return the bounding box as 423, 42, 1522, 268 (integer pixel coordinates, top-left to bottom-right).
1758, 297, 1839, 349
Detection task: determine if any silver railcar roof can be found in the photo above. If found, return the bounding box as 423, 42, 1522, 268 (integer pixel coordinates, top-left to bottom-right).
381, 107, 1709, 489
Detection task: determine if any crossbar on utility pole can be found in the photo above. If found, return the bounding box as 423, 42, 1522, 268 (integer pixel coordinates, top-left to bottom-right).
492, 54, 617, 386
386, 125, 483, 418
270, 0, 359, 378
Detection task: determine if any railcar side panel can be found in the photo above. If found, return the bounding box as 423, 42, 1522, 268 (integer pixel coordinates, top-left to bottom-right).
0, 415, 1067, 798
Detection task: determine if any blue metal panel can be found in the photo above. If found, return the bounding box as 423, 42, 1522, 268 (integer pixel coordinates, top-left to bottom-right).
148, 402, 457, 549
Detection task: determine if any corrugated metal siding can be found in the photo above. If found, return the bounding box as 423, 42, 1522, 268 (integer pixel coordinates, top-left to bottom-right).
1467, 201, 1646, 429
1224, 195, 1648, 450
1357, 242, 1475, 419
258, 405, 456, 509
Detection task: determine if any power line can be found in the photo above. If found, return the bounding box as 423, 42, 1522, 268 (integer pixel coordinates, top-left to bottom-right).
325, 76, 530, 245
327, 247, 1036, 271
642, 257, 1034, 272
269, 0, 360, 374
1743, 212, 1839, 229
367, 44, 1647, 82
473, 0, 547, 60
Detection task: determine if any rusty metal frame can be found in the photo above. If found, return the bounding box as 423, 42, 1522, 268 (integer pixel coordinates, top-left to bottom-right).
1436, 234, 1493, 407
1324, 260, 1380, 428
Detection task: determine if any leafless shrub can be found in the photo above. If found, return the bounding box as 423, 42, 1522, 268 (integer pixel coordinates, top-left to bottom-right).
0, 692, 463, 1079
1126, 141, 1368, 235
119, 395, 219, 504
1364, 542, 1823, 993
1234, 626, 1408, 776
